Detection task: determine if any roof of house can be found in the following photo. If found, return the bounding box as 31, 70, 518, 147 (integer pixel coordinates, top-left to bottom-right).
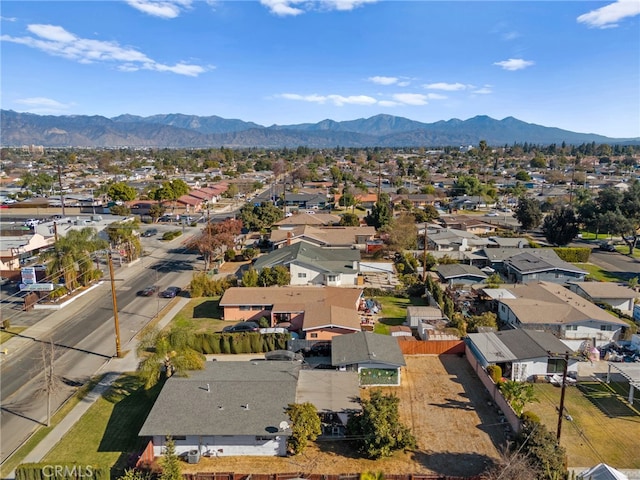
296, 370, 361, 413
504, 250, 586, 275
332, 331, 406, 367
467, 329, 574, 363
427, 228, 490, 247
499, 281, 628, 326
220, 286, 362, 308
139, 361, 299, 437
406, 306, 446, 318
487, 237, 530, 248
437, 264, 488, 280
570, 282, 638, 300
274, 213, 341, 227
270, 225, 375, 247
253, 241, 360, 274
302, 304, 361, 332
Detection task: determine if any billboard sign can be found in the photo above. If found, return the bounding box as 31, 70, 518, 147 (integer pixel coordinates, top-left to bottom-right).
21, 267, 36, 285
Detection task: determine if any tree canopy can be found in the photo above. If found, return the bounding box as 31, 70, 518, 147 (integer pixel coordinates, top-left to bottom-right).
514, 197, 543, 231
240, 202, 284, 231
285, 402, 322, 455
107, 182, 137, 202
365, 193, 393, 229
542, 205, 579, 246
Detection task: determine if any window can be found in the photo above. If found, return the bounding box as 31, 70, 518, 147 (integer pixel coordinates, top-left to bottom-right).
600, 325, 613, 331
547, 358, 565, 374
566, 325, 578, 331
298, 273, 307, 278
327, 275, 337, 282
310, 333, 318, 338
240, 305, 251, 311
252, 305, 263, 310
171, 436, 186, 441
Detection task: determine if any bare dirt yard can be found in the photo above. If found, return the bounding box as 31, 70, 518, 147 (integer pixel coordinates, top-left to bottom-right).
183, 355, 505, 476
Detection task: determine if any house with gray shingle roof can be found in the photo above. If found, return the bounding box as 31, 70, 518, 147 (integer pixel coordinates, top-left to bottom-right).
568, 282, 638, 315
139, 361, 299, 457
466, 329, 578, 382
437, 264, 488, 286
332, 331, 405, 386
504, 250, 586, 284
253, 241, 361, 286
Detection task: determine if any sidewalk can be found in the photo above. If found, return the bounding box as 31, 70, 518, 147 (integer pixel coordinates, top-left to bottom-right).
5, 296, 191, 478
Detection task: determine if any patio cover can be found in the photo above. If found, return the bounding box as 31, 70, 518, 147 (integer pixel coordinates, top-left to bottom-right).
578, 463, 629, 480
606, 363, 640, 405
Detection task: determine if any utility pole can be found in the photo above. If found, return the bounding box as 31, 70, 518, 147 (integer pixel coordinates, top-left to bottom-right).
556, 352, 570, 441
57, 159, 66, 217
107, 252, 122, 358
422, 221, 428, 282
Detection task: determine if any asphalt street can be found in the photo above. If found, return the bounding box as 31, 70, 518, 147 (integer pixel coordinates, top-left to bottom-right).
0, 232, 201, 464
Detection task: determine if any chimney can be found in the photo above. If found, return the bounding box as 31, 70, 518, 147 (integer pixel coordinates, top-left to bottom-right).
286, 231, 292, 246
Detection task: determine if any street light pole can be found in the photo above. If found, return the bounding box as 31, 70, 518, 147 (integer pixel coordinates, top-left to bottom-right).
107, 252, 122, 358
555, 352, 570, 441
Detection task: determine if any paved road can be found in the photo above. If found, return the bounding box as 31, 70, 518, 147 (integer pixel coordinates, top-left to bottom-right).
573, 240, 640, 281
0, 235, 200, 464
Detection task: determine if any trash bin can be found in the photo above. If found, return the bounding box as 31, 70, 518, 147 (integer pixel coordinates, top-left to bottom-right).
187, 449, 200, 464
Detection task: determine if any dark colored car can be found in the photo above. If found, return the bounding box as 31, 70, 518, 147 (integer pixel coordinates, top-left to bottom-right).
141, 228, 158, 237
222, 321, 260, 333
307, 341, 332, 357
159, 286, 181, 298
264, 350, 303, 362
599, 243, 616, 252
137, 285, 160, 297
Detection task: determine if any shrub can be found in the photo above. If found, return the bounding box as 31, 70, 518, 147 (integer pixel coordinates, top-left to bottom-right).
2, 318, 9, 330
486, 364, 502, 383
521, 410, 541, 424
162, 230, 182, 241
553, 247, 590, 263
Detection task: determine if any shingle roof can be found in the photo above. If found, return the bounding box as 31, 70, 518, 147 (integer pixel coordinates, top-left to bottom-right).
219, 286, 362, 309
139, 361, 299, 437
505, 250, 586, 275
437, 264, 488, 280
275, 213, 341, 226
332, 331, 406, 367
253, 241, 360, 274
467, 329, 573, 363
570, 282, 638, 300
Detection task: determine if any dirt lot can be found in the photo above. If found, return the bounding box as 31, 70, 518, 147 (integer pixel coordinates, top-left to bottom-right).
183, 355, 504, 476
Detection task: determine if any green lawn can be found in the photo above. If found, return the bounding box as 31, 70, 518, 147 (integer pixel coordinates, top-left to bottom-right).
372, 296, 426, 334
529, 382, 640, 468
43, 374, 162, 477
573, 263, 629, 283
169, 296, 228, 332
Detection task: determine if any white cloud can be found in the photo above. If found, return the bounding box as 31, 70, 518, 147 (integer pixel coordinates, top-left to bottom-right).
426, 93, 447, 100
502, 31, 520, 41
392, 93, 428, 105
368, 76, 398, 85
125, 0, 193, 19
261, 0, 376, 16
397, 80, 410, 87
472, 86, 493, 94
14, 97, 74, 114
424, 82, 469, 91
378, 100, 400, 107
1, 16, 17, 22
577, 0, 640, 28
493, 58, 534, 71
279, 93, 376, 106
260, 0, 305, 16
1, 24, 206, 76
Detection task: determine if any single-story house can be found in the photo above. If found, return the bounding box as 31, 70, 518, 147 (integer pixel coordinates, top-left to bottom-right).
426, 228, 490, 252
139, 361, 299, 457
405, 306, 449, 340
270, 225, 376, 250
496, 281, 629, 345
252, 241, 360, 287
568, 282, 638, 315
332, 331, 406, 386
504, 250, 587, 284
282, 193, 328, 210
466, 329, 578, 382
436, 264, 489, 286
578, 463, 629, 480
274, 212, 342, 227
218, 286, 364, 341
438, 215, 499, 236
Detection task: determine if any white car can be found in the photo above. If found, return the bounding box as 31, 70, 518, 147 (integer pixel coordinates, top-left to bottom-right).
485, 211, 500, 217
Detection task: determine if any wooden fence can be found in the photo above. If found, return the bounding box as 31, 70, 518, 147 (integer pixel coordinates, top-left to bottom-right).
398, 340, 465, 355
182, 474, 482, 480
136, 440, 155, 468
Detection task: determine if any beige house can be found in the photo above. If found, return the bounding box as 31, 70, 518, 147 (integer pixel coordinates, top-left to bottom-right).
218, 286, 364, 341
270, 225, 376, 250
568, 282, 638, 315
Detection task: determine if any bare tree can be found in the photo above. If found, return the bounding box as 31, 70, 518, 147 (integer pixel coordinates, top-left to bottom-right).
481, 447, 538, 480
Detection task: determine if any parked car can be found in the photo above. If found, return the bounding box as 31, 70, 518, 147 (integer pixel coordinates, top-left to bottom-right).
306, 341, 332, 357
141, 228, 158, 237
484, 211, 500, 217
222, 321, 260, 333
264, 350, 303, 362
598, 242, 616, 252
137, 285, 159, 296
159, 286, 181, 298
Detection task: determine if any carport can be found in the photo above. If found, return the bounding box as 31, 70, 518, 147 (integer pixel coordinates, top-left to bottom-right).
606, 363, 640, 405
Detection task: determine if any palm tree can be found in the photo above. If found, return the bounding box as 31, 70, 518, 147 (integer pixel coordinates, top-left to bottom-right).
136, 327, 205, 390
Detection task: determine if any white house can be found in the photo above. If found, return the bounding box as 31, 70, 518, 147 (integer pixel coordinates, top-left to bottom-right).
139, 361, 299, 457
496, 282, 629, 346
568, 282, 638, 315
466, 329, 579, 382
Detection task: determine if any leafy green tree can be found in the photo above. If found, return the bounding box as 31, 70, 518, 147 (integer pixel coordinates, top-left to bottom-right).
454, 175, 483, 196
516, 419, 567, 480
148, 203, 165, 221
360, 472, 385, 480
240, 202, 284, 231
514, 197, 543, 231
107, 182, 137, 203
106, 220, 142, 262
19, 171, 55, 195
340, 212, 360, 226
542, 206, 579, 246
285, 402, 322, 455
242, 267, 259, 287
384, 212, 417, 251
466, 312, 497, 333
119, 469, 149, 480
346, 390, 416, 459
486, 273, 503, 288
499, 380, 538, 416
365, 193, 393, 229
159, 437, 182, 480
136, 327, 205, 390
515, 170, 531, 181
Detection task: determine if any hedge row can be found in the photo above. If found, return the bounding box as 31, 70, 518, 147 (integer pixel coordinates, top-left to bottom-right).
190, 332, 289, 354
16, 464, 110, 480
553, 247, 591, 263
162, 230, 182, 241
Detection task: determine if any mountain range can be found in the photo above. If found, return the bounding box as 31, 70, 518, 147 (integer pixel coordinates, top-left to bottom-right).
1, 110, 638, 149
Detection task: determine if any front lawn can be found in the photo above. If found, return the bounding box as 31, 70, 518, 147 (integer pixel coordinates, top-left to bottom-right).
169, 296, 227, 333
43, 374, 162, 477
573, 263, 628, 283
373, 295, 426, 334
0, 326, 27, 344
529, 382, 640, 468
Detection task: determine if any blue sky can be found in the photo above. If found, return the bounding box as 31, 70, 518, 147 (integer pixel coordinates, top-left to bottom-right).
1, 1, 639, 138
